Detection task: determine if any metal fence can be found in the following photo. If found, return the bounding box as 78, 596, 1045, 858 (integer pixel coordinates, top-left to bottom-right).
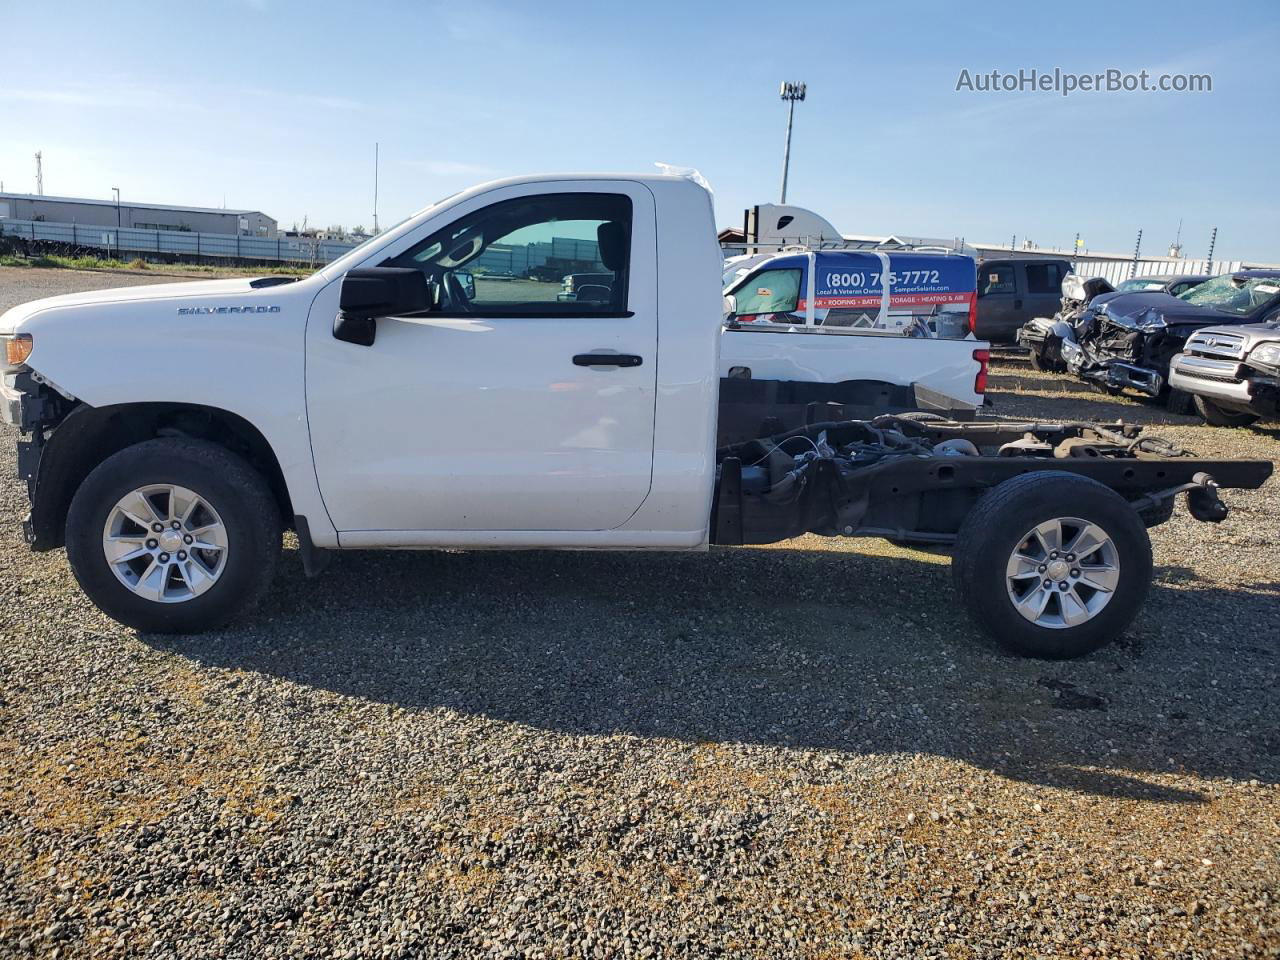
0, 218, 361, 264
1071, 255, 1243, 286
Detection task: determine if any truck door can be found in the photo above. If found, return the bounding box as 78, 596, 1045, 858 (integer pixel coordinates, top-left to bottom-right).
974, 261, 1021, 342
1023, 260, 1067, 325
304, 182, 658, 535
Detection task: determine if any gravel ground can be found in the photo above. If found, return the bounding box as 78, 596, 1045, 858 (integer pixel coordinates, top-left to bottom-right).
1, 268, 1277, 958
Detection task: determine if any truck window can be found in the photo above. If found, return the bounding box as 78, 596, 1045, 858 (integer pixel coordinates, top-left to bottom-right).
980, 263, 1016, 296
732, 268, 802, 322
384, 192, 632, 316
1025, 262, 1065, 295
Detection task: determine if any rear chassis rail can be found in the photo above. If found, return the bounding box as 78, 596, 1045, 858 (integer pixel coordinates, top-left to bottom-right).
711, 418, 1272, 546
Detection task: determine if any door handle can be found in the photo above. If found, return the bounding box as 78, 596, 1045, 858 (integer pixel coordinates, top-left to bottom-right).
573, 353, 643, 367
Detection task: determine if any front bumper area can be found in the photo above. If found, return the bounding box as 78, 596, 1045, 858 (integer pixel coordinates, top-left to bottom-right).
1095, 360, 1163, 396
1170, 353, 1280, 415
0, 375, 27, 428
1063, 338, 1164, 396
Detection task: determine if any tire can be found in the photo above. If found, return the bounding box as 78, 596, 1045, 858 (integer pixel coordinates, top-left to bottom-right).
1028, 350, 1047, 372
1164, 387, 1196, 415
1193, 395, 1260, 428
952, 471, 1152, 659
65, 439, 282, 633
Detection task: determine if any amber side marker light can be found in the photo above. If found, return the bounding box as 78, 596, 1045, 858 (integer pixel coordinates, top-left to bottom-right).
5, 334, 33, 367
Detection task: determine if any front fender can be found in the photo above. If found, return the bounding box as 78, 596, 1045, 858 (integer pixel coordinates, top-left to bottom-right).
23, 404, 141, 550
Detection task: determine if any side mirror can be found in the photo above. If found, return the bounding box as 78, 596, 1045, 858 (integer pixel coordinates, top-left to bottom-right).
722, 293, 741, 328
335, 267, 431, 346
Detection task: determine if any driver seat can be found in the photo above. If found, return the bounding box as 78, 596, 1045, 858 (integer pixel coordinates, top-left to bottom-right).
596, 221, 628, 306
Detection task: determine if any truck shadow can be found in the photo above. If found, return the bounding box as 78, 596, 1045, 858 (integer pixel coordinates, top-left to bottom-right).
145, 544, 1278, 804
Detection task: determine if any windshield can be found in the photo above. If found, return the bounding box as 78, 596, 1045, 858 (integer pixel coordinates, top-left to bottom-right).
1177, 274, 1280, 315
1116, 277, 1169, 293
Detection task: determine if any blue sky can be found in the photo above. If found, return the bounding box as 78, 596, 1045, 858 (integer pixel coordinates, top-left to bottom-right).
1, 0, 1276, 260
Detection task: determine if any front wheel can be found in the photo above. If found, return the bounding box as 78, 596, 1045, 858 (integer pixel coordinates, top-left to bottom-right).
65, 439, 282, 633
952, 472, 1153, 659
1194, 395, 1260, 427
1164, 387, 1196, 415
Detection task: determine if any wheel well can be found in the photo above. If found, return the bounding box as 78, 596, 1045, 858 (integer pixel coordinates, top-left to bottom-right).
29, 402, 293, 550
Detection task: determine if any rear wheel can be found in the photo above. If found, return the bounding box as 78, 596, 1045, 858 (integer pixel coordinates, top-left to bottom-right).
952, 472, 1152, 659
1194, 395, 1259, 427
66, 439, 282, 633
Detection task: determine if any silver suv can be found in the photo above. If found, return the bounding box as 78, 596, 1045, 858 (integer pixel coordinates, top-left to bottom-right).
1169, 321, 1280, 426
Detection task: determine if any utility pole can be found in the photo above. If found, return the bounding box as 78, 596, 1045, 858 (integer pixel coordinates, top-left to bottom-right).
778, 82, 806, 204
1130, 228, 1143, 279
34, 151, 43, 195
1207, 226, 1217, 274
373, 142, 380, 234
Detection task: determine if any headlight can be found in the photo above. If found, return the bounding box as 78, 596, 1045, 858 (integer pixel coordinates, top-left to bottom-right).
1248, 341, 1280, 369
3, 334, 32, 369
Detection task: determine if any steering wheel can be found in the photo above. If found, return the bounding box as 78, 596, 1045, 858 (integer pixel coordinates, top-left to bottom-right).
444, 272, 474, 313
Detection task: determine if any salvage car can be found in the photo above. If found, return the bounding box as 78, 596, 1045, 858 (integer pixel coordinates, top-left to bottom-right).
1019, 274, 1114, 372
1019, 273, 1211, 372
1058, 270, 1280, 410
0, 171, 1271, 659
1169, 320, 1280, 426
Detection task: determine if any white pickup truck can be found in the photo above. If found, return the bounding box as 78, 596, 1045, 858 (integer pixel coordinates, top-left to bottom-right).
0, 171, 1269, 658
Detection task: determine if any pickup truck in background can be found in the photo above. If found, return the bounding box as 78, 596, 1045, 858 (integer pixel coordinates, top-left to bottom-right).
974, 256, 1073, 343
1170, 320, 1280, 426
0, 171, 1270, 659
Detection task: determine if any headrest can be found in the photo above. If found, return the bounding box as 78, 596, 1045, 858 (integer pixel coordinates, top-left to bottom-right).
597, 221, 627, 272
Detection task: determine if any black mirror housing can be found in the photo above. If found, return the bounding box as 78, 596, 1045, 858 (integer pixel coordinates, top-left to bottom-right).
335, 268, 431, 345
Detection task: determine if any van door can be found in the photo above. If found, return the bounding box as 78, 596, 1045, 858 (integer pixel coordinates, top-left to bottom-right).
304, 182, 659, 535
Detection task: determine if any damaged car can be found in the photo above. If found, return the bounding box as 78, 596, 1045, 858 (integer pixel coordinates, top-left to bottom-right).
1019, 273, 1114, 372
1019, 273, 1210, 373
1057, 270, 1280, 411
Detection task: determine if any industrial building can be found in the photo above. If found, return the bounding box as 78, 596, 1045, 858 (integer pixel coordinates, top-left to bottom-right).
0, 192, 277, 238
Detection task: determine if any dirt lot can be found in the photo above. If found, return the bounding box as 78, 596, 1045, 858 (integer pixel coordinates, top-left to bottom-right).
0, 267, 1277, 958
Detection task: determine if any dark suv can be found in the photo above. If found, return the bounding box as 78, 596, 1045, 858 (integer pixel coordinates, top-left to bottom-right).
974, 257, 1072, 343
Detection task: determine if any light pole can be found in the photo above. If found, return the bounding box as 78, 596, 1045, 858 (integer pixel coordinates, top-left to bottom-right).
779, 81, 806, 204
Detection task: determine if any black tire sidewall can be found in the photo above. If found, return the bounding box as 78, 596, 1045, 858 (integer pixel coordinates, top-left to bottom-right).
1194, 395, 1259, 427
65, 440, 280, 632
955, 474, 1152, 659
